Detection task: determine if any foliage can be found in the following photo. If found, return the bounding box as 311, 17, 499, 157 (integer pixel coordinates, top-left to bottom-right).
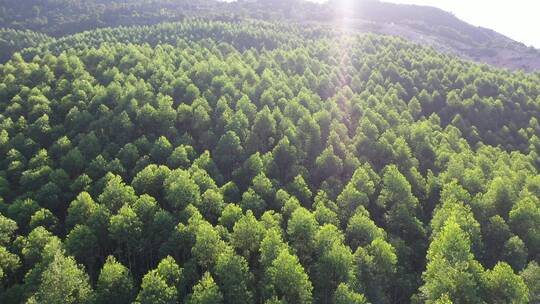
0, 8, 539, 304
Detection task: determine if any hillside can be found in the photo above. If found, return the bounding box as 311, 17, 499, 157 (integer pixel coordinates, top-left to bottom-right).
1, 0, 540, 71
0, 18, 539, 303
0, 29, 53, 63
324, 0, 540, 71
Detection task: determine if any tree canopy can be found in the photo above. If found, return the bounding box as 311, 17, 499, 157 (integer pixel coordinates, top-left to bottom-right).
1, 4, 540, 304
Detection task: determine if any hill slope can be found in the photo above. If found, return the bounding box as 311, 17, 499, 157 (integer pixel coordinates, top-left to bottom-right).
323, 0, 540, 71
1, 0, 540, 71
0, 19, 539, 303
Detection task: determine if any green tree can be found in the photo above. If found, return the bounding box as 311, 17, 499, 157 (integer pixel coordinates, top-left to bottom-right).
509, 194, 540, 256
336, 166, 375, 222
266, 249, 313, 304
245, 106, 276, 154
192, 222, 226, 269
98, 174, 137, 213
346, 210, 385, 249
420, 221, 483, 303
269, 137, 298, 183
214, 249, 254, 304
431, 194, 483, 258
378, 165, 425, 242
28, 251, 94, 304
0, 214, 18, 246
7, 198, 39, 232
66, 192, 98, 230
503, 236, 527, 271
96, 256, 135, 304
0, 246, 20, 284
259, 228, 288, 269
231, 211, 265, 260
288, 175, 312, 208
150, 136, 173, 164
287, 207, 317, 266
188, 272, 223, 304
218, 203, 243, 230
64, 224, 98, 274
314, 146, 343, 185
131, 164, 170, 199
482, 262, 529, 303
167, 145, 192, 169
164, 169, 201, 211
353, 238, 397, 303
234, 152, 264, 191
28, 208, 58, 232
520, 261, 540, 303
214, 131, 244, 175
109, 204, 142, 269
334, 283, 367, 304
136, 256, 182, 304
239, 188, 265, 217
136, 272, 177, 304
199, 188, 225, 224
314, 242, 354, 303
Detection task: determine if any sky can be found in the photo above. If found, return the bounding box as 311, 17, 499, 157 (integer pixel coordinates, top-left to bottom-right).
305, 0, 540, 48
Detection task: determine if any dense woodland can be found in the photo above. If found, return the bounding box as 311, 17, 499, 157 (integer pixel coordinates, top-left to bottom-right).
1, 1, 540, 304
5, 0, 539, 70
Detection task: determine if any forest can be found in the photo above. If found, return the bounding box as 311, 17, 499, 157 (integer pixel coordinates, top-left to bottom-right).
1, 1, 540, 304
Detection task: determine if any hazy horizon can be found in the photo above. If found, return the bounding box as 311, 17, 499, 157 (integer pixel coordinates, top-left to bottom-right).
304, 0, 540, 48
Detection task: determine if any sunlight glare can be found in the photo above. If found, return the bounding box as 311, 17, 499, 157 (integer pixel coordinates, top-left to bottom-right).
331, 0, 359, 33
328, 0, 360, 98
